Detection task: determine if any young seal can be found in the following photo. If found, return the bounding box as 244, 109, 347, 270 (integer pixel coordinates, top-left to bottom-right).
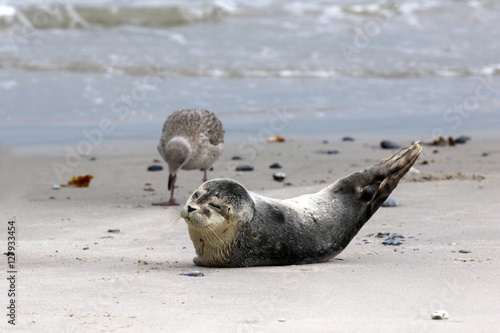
180, 143, 421, 267
154, 109, 224, 206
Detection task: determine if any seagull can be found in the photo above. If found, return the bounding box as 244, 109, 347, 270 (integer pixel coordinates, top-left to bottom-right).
153, 109, 224, 206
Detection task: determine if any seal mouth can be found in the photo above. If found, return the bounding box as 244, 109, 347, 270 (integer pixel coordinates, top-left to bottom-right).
182, 211, 202, 227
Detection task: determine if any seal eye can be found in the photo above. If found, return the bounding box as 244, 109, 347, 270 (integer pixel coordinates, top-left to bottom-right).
208, 203, 221, 210
193, 192, 200, 200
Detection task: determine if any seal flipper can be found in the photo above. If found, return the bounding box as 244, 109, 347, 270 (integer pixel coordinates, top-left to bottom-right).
318, 142, 422, 257
338, 142, 422, 220
360, 142, 421, 215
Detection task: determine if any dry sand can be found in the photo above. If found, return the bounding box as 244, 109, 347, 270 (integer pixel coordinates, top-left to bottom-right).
1, 134, 499, 332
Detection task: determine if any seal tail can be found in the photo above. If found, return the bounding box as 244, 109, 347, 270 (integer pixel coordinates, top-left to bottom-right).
359, 142, 422, 213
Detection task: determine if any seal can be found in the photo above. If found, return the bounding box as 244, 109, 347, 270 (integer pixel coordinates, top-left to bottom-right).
180, 143, 421, 267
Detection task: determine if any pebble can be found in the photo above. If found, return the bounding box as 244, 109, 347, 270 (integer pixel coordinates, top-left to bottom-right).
273, 172, 286, 182
52, 185, 61, 190
327, 149, 339, 155
267, 135, 285, 142
409, 167, 421, 174
375, 232, 391, 238
232, 156, 243, 160
482, 152, 489, 157
147, 165, 163, 172
380, 140, 400, 149
269, 162, 282, 169
387, 234, 405, 240
431, 310, 449, 320
382, 239, 404, 246
180, 271, 204, 277
108, 229, 120, 233
382, 198, 398, 207
236, 165, 254, 172
90, 157, 96, 161
342, 136, 355, 142
454, 135, 470, 144
459, 250, 471, 254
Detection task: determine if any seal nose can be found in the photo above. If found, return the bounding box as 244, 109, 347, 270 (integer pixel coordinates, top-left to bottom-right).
187, 205, 196, 213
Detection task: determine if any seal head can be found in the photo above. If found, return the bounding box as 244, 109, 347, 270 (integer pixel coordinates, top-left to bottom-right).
181, 179, 254, 267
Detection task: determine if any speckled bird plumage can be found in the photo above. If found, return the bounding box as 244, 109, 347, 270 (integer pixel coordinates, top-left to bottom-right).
158, 109, 223, 170
155, 109, 224, 206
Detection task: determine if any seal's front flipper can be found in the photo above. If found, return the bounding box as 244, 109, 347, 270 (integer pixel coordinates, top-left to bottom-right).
360, 142, 422, 211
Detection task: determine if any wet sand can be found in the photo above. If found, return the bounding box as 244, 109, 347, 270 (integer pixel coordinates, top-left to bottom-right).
1, 135, 499, 332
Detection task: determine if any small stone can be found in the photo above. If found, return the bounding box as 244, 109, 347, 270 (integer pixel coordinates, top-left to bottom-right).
322, 140, 329, 144
180, 271, 204, 277
232, 156, 243, 160
52, 185, 61, 190
375, 232, 390, 238
382, 239, 404, 246
153, 159, 161, 163
382, 198, 398, 207
269, 163, 282, 169
455, 135, 470, 144
49, 196, 55, 200
267, 135, 285, 142
273, 172, 286, 182
278, 318, 287, 322
327, 149, 339, 155
236, 165, 254, 172
459, 250, 471, 254
387, 234, 405, 240
108, 229, 120, 233
342, 136, 355, 142
431, 310, 448, 320
409, 167, 421, 174
83, 247, 89, 250
380, 140, 399, 149
381, 140, 400, 149
90, 157, 96, 161
148, 165, 163, 172
482, 152, 489, 157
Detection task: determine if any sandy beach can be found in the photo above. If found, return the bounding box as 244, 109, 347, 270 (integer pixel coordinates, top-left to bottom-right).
2, 133, 499, 332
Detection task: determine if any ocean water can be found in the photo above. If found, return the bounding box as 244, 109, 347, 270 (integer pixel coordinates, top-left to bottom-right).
1, 0, 499, 147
